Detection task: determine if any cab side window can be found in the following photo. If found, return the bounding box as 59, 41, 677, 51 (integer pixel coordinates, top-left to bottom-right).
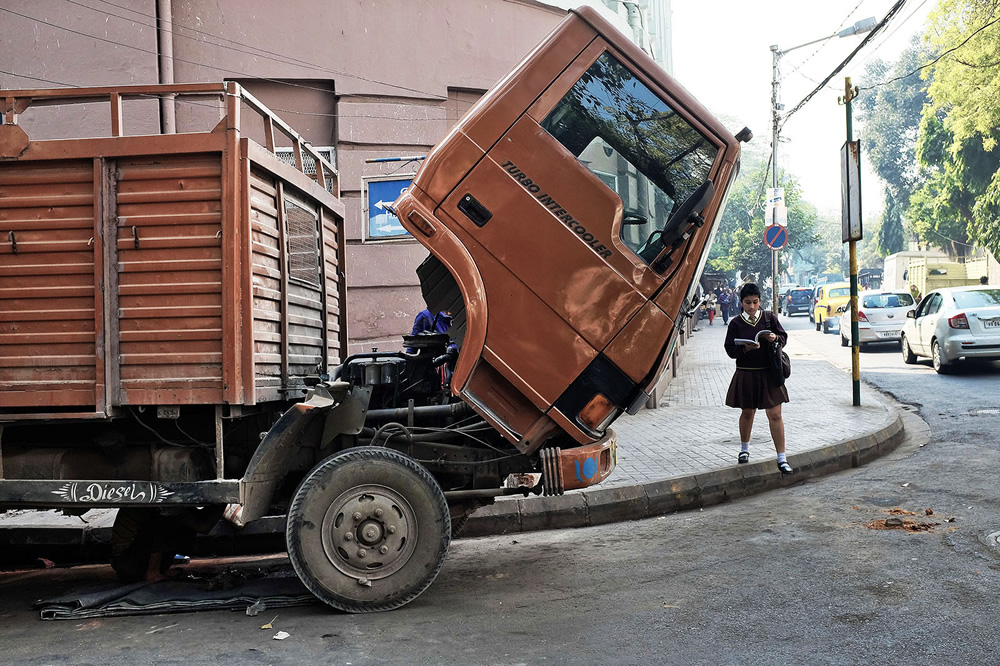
540, 51, 718, 266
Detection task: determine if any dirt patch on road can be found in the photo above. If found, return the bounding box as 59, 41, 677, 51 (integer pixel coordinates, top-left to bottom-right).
865, 518, 938, 532
859, 507, 946, 532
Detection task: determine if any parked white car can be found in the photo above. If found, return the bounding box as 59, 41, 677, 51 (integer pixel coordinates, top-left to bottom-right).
900, 285, 1000, 373
838, 290, 916, 348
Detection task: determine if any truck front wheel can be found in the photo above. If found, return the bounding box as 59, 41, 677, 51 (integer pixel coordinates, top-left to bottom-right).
285, 447, 451, 613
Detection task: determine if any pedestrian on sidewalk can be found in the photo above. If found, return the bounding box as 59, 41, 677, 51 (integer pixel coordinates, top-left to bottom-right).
706, 292, 716, 325
718, 287, 732, 325
723, 282, 792, 474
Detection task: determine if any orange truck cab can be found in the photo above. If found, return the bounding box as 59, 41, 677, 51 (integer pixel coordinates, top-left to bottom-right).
395, 6, 743, 464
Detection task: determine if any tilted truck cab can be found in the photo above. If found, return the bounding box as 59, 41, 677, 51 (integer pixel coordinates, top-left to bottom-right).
0, 7, 741, 612
395, 6, 741, 453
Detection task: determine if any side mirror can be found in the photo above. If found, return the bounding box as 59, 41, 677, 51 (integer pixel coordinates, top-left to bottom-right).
622, 208, 648, 226
906, 310, 915, 319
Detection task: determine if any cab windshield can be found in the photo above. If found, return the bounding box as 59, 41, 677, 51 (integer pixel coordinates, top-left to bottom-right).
540, 51, 719, 266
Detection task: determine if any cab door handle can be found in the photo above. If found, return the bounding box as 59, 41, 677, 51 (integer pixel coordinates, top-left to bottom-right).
457, 193, 492, 227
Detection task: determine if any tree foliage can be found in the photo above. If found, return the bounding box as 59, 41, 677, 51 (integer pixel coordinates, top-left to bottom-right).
877, 188, 905, 255
916, 0, 1000, 259
856, 35, 929, 213
707, 138, 821, 284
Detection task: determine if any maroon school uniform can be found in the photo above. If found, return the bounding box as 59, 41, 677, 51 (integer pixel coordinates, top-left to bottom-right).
724, 310, 789, 409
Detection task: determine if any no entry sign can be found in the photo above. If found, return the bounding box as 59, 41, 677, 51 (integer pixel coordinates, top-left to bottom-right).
765, 224, 788, 250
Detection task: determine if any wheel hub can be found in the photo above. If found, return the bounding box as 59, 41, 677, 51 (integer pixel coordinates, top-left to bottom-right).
320, 484, 416, 581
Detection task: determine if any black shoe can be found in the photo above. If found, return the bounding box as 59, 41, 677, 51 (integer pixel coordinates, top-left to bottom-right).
737, 451, 750, 464
778, 461, 793, 474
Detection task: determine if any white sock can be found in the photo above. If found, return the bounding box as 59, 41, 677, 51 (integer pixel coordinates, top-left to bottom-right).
777, 452, 787, 463
740, 442, 750, 453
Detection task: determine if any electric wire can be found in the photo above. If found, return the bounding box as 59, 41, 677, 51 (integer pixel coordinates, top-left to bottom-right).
853, 0, 931, 70
779, 0, 908, 132
2, 2, 444, 100
858, 8, 1000, 92
784, 0, 868, 78
929, 227, 976, 247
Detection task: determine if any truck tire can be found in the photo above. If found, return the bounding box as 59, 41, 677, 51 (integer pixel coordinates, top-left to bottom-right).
285, 447, 451, 613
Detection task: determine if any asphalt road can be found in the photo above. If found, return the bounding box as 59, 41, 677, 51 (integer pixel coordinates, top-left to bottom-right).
2, 314, 998, 665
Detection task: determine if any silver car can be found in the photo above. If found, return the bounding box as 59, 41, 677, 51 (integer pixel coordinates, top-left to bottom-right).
838, 290, 915, 348
900, 286, 1000, 373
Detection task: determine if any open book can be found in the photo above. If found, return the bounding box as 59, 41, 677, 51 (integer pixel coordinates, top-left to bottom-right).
734, 330, 772, 346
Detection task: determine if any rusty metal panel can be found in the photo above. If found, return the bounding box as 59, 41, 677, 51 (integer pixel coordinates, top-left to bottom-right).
0, 161, 98, 408
114, 154, 224, 405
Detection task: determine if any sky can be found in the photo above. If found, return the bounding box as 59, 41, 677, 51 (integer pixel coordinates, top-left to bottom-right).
671, 0, 936, 216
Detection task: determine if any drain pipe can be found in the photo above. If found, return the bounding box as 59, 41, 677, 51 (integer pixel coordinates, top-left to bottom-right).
156, 0, 176, 134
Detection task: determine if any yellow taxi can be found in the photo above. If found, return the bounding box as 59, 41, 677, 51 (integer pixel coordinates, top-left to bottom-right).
813, 282, 851, 334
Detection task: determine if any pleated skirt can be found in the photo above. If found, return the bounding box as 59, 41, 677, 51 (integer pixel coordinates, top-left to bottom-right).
725, 368, 789, 409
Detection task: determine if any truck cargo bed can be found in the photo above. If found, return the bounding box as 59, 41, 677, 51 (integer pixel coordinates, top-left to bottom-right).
0, 82, 347, 420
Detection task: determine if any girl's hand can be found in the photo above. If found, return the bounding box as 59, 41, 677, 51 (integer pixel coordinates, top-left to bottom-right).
742, 342, 759, 351
764, 332, 777, 342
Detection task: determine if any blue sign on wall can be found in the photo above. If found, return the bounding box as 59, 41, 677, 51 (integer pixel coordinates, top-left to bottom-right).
367, 178, 412, 239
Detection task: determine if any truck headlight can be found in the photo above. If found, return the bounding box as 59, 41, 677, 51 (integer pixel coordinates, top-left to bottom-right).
578, 393, 618, 432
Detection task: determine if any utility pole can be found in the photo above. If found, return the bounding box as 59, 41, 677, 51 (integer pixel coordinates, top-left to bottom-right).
769, 17, 877, 314
770, 45, 781, 313
841, 77, 862, 407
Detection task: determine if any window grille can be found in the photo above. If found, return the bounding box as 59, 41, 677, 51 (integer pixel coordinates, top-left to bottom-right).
284, 198, 321, 286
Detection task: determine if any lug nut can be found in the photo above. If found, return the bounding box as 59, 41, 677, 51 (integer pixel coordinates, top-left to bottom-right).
353, 512, 362, 521
344, 532, 353, 541
375, 508, 384, 518
358, 548, 367, 558
379, 545, 388, 554
387, 525, 396, 534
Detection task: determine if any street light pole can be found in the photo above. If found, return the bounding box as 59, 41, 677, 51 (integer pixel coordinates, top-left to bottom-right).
767, 17, 877, 313
770, 44, 781, 313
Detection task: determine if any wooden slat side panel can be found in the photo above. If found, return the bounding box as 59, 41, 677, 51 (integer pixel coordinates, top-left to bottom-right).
323, 214, 344, 365
249, 169, 336, 396
249, 169, 283, 397
115, 154, 224, 405
0, 161, 97, 409
282, 196, 324, 388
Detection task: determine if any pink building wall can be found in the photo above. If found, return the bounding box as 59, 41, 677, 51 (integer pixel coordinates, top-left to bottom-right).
0, 0, 565, 353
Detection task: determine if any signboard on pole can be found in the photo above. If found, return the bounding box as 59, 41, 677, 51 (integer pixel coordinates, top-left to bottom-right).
766, 186, 787, 226
841, 140, 862, 242
766, 187, 785, 208
764, 224, 788, 250
366, 177, 412, 240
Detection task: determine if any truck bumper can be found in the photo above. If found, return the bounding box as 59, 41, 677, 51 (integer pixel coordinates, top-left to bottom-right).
538, 429, 617, 495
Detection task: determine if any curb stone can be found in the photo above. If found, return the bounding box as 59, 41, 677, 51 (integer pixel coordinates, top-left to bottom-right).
460, 407, 905, 539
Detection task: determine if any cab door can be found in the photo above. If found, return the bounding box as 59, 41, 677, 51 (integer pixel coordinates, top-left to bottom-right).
435, 44, 727, 407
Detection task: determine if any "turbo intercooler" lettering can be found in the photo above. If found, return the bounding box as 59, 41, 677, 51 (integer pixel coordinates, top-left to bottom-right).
500, 160, 612, 259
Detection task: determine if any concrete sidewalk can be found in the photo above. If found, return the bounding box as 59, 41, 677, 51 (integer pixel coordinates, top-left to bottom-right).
0, 319, 905, 556
461, 318, 905, 536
